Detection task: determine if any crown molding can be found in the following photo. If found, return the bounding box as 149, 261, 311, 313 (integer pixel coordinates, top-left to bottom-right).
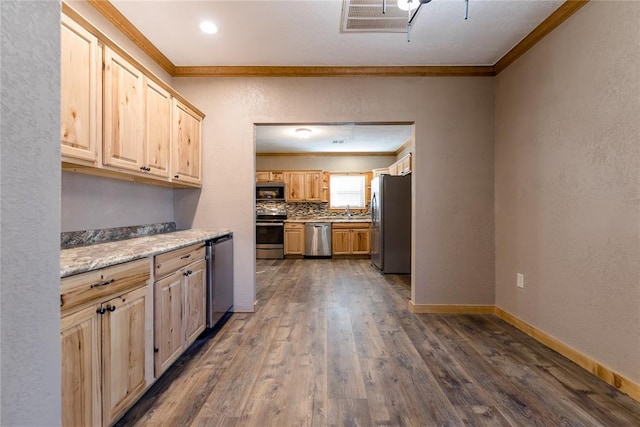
174, 65, 495, 78
85, 0, 176, 76
87, 0, 588, 78
493, 0, 589, 74
256, 152, 396, 157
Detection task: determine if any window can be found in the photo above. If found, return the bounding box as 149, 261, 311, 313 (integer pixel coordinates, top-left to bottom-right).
330, 174, 366, 209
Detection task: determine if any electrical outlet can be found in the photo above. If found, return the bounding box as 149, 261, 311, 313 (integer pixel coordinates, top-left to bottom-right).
517, 273, 524, 289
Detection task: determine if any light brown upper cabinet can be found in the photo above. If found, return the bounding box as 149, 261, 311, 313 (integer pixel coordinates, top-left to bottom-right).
172, 99, 202, 186
61, 14, 101, 166
386, 153, 412, 176
103, 47, 146, 172
284, 170, 322, 202
256, 171, 284, 183
61, 10, 204, 188
304, 171, 323, 202
144, 79, 171, 178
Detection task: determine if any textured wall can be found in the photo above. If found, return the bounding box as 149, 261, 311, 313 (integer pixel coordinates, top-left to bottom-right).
62, 172, 175, 232
173, 77, 495, 311
495, 2, 640, 382
1, 1, 62, 424
256, 155, 396, 172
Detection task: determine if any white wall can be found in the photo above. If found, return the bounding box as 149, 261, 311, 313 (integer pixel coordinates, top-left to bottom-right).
1, 1, 62, 424
256, 155, 396, 172
495, 2, 640, 382
173, 77, 495, 311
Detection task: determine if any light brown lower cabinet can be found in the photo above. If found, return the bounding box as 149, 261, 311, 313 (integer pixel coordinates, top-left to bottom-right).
153, 244, 206, 377
331, 223, 371, 256
284, 223, 305, 256
60, 258, 152, 427
61, 303, 101, 427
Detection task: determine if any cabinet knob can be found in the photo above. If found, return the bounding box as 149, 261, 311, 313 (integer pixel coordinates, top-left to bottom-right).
174, 174, 179, 179
107, 305, 116, 312
96, 307, 106, 315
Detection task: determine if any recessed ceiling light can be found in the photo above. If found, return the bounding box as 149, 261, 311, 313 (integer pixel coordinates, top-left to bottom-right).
199, 21, 218, 34
295, 128, 312, 139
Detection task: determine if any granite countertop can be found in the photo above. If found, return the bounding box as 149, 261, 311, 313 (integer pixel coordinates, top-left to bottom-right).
286, 216, 371, 223
60, 229, 232, 278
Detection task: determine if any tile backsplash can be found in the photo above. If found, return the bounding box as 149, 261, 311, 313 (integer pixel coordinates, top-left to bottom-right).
257, 201, 370, 218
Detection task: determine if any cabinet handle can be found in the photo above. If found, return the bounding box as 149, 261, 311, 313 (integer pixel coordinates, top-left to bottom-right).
140, 166, 146, 171
183, 270, 192, 277
90, 279, 115, 288
174, 174, 179, 179
96, 307, 106, 315
180, 254, 191, 260
145, 166, 151, 171
107, 305, 116, 312
154, 347, 159, 353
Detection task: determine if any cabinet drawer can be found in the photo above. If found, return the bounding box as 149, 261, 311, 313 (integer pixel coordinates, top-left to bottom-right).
61, 258, 150, 315
154, 243, 205, 279
285, 223, 304, 230
332, 222, 370, 230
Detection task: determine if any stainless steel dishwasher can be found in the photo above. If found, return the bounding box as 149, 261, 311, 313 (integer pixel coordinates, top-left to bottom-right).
205, 233, 234, 328
304, 223, 332, 258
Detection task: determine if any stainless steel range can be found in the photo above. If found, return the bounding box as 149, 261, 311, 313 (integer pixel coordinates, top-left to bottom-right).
256, 207, 287, 259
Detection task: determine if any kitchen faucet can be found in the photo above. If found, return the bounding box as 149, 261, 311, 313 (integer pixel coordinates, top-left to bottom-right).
345, 205, 352, 218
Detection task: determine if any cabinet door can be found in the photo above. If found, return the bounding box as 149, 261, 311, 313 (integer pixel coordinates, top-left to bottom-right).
60, 15, 100, 165
154, 272, 183, 377
172, 99, 202, 185
285, 171, 305, 201
256, 171, 270, 183
305, 172, 322, 201
183, 259, 206, 346
61, 304, 101, 427
399, 154, 412, 175
270, 171, 284, 183
284, 225, 305, 255
103, 47, 145, 171
322, 171, 330, 203
332, 229, 352, 255
351, 228, 371, 255
102, 285, 150, 426
145, 79, 171, 178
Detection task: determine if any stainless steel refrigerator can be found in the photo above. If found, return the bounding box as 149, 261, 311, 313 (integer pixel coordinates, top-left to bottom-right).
370, 174, 411, 274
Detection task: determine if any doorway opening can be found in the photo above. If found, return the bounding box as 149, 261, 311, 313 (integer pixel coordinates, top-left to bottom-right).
253, 122, 415, 299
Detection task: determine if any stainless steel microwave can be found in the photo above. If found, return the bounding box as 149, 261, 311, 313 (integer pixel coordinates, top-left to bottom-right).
256, 183, 285, 201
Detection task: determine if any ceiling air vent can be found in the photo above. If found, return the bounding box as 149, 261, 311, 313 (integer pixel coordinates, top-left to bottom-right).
341, 0, 408, 33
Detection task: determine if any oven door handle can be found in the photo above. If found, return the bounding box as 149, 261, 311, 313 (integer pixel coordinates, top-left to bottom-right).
256, 222, 284, 226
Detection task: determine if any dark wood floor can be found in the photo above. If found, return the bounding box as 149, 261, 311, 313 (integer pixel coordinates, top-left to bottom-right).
118, 259, 640, 426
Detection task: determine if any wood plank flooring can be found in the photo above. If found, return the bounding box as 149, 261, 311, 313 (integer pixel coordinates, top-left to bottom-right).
117, 259, 640, 426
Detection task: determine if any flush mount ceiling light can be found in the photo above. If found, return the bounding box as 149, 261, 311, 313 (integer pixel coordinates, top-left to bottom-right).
295, 128, 312, 139
199, 21, 218, 34
382, 0, 470, 42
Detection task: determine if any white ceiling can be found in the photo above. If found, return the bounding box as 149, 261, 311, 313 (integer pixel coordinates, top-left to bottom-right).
255, 124, 413, 153
107, 0, 563, 153
109, 0, 564, 67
